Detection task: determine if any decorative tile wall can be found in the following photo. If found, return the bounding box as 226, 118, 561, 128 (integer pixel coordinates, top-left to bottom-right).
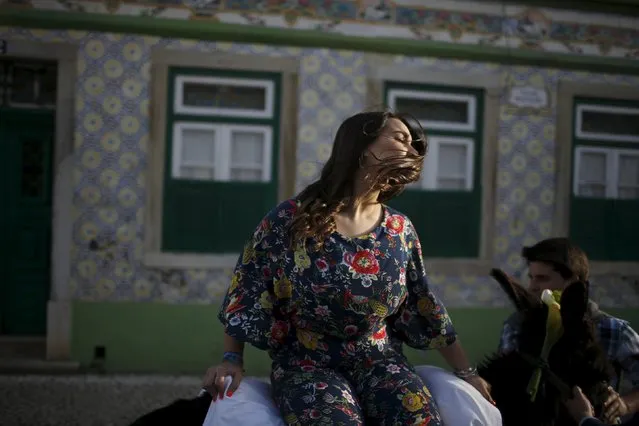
1, 25, 638, 308
5, 0, 639, 57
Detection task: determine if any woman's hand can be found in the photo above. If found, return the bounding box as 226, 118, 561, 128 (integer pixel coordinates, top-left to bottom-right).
465, 375, 496, 405
202, 361, 244, 401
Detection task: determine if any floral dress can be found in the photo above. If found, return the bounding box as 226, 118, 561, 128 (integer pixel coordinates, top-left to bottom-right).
218, 199, 457, 426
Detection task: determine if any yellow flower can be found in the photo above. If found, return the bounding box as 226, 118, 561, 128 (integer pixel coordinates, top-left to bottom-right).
284, 414, 299, 425
242, 244, 255, 265
369, 299, 388, 317
274, 276, 293, 300
416, 297, 435, 316
259, 291, 273, 310
401, 392, 424, 412
422, 386, 432, 399
294, 247, 311, 270
296, 329, 320, 350
429, 335, 449, 349
229, 271, 242, 292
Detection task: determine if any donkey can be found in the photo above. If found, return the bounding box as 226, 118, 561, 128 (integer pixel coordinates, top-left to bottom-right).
128, 391, 210, 426
479, 268, 615, 426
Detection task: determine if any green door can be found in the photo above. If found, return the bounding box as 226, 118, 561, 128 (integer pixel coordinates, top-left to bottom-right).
0, 109, 54, 335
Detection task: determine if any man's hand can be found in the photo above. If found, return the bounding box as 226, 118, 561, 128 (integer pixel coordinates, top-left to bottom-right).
603, 386, 630, 423
564, 386, 594, 422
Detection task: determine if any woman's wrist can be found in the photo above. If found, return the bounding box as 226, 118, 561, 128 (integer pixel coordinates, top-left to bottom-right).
222, 351, 244, 366
454, 365, 478, 380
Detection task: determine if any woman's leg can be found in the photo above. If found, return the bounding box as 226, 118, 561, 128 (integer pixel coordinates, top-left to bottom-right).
271, 365, 364, 426
348, 357, 443, 426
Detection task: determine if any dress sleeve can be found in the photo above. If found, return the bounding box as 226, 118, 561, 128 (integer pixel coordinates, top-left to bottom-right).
388, 220, 457, 350
217, 200, 296, 351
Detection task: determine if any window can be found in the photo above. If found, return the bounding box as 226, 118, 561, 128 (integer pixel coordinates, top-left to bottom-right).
410, 136, 474, 191
573, 147, 639, 200
171, 123, 273, 182
384, 82, 484, 258
173, 75, 274, 118
0, 59, 57, 108
161, 67, 282, 254
575, 104, 639, 143
569, 97, 639, 262
387, 89, 477, 131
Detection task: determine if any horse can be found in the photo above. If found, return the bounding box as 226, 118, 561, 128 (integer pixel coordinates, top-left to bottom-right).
478, 268, 615, 426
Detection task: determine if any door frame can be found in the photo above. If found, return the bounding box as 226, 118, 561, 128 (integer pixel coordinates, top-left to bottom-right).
3, 40, 77, 360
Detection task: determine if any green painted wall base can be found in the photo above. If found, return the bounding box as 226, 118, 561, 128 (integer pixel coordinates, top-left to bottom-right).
71, 301, 639, 376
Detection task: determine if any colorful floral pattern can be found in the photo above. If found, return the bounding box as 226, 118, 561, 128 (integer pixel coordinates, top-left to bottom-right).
219, 199, 456, 425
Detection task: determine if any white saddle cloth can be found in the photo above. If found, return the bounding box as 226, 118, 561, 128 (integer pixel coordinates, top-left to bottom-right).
203, 365, 502, 426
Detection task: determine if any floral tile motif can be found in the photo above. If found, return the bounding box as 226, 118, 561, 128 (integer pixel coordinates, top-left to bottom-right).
359, 0, 393, 23
224, 0, 357, 19
395, 7, 504, 34
5, 0, 639, 56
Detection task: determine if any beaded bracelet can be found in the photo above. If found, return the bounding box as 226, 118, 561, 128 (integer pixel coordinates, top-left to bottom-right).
223, 351, 244, 366
454, 366, 478, 380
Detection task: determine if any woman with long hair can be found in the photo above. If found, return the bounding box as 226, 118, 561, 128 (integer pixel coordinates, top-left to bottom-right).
206, 111, 494, 425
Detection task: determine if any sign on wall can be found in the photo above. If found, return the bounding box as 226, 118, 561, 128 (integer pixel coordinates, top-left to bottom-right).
505, 84, 553, 116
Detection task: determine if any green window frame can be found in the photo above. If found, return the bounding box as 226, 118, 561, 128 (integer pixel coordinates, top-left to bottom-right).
383, 81, 484, 258
161, 67, 282, 254
570, 96, 639, 261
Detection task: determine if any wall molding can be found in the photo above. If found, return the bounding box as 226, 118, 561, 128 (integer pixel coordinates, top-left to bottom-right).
1, 9, 639, 75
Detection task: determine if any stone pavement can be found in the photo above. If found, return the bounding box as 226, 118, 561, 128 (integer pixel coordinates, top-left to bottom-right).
0, 374, 204, 426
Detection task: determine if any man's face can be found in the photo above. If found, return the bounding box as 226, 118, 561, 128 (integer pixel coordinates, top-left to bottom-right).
527, 261, 569, 299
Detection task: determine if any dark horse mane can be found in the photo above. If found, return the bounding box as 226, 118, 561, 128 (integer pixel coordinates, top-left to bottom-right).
478, 269, 614, 426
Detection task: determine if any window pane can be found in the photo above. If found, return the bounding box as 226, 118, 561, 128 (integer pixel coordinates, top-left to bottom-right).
436, 177, 466, 190
182, 81, 266, 111
577, 183, 606, 198
437, 143, 468, 177
230, 168, 262, 182
181, 128, 216, 164
619, 155, 639, 186
180, 166, 214, 180
10, 64, 37, 104
580, 108, 639, 138
578, 152, 606, 183
38, 63, 57, 106
231, 131, 265, 165
394, 96, 469, 124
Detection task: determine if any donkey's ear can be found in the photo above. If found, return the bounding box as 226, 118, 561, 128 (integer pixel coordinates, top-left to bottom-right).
560, 280, 589, 323
490, 268, 541, 312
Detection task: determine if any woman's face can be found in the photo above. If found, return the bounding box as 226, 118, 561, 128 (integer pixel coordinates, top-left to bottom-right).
364, 118, 418, 166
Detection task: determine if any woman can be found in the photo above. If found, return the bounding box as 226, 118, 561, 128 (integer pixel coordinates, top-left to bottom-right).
205, 111, 494, 425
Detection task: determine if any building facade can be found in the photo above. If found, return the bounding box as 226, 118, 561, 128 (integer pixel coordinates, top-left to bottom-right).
0, 0, 638, 373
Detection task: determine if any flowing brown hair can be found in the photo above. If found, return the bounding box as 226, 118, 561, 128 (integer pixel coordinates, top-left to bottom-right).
289, 110, 427, 249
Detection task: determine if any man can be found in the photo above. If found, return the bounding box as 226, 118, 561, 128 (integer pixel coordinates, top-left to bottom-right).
565, 386, 639, 426
498, 238, 639, 421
